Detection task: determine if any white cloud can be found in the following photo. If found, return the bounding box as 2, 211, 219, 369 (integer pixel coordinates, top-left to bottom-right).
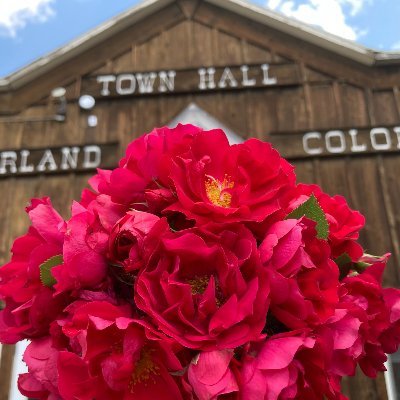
0, 0, 55, 37
267, 0, 284, 8
343, 0, 366, 16
266, 0, 370, 41
392, 41, 400, 51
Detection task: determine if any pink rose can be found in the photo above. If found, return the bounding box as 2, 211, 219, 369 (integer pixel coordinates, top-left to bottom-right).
338, 261, 400, 377
3, 124, 399, 400
108, 210, 160, 272
84, 192, 127, 233
18, 337, 61, 399
90, 124, 202, 214
320, 308, 363, 377
241, 333, 346, 400
135, 220, 269, 350
381, 287, 400, 354
187, 350, 239, 399
0, 198, 68, 343
168, 132, 295, 224
260, 219, 339, 330
58, 300, 184, 400
53, 200, 112, 293
287, 184, 365, 261
241, 335, 314, 400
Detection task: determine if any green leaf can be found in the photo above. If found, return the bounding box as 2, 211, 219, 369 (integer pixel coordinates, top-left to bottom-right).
355, 261, 370, 269
353, 261, 371, 274
335, 253, 352, 268
335, 252, 353, 280
39, 255, 62, 287
286, 194, 329, 240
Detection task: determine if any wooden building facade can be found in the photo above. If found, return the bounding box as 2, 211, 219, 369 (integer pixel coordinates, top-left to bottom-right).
0, 0, 400, 398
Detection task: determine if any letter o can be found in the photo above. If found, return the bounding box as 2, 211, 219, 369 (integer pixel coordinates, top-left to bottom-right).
116, 74, 136, 95
325, 130, 346, 154
370, 128, 391, 151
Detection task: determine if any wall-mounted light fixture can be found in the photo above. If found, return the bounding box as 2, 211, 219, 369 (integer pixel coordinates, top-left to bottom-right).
78, 95, 95, 110
78, 94, 97, 127
51, 87, 67, 122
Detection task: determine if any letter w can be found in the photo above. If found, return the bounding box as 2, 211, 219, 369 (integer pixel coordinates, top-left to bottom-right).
136, 73, 157, 93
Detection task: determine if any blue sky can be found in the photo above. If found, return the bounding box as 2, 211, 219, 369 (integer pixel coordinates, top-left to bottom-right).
0, 0, 399, 78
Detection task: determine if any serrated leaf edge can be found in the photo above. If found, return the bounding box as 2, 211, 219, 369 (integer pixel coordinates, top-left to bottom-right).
39, 254, 62, 287
286, 194, 329, 240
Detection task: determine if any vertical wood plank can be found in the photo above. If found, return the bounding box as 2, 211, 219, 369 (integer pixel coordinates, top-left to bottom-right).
191, 21, 214, 66
372, 90, 399, 125
365, 88, 400, 287
112, 48, 134, 73
244, 89, 279, 141
0, 345, 15, 400
300, 62, 322, 186
309, 84, 338, 129
393, 86, 400, 119
341, 84, 369, 127
292, 159, 315, 184
242, 40, 273, 64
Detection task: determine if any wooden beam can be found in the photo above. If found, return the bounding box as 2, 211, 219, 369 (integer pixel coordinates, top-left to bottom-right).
0, 345, 15, 400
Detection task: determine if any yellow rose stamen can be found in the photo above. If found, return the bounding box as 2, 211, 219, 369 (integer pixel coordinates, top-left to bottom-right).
205, 174, 234, 208
188, 275, 210, 296
129, 348, 159, 390
187, 275, 224, 307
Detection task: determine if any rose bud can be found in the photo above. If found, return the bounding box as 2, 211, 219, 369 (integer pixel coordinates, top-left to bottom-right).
108, 210, 159, 272
135, 220, 270, 350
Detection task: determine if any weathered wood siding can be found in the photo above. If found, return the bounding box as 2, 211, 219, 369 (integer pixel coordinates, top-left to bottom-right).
0, 1, 399, 398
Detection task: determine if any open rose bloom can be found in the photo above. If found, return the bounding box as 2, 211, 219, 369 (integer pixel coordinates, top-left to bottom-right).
1, 124, 400, 399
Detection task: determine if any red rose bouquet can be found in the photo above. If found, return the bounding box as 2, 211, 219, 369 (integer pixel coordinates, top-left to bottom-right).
1, 124, 400, 399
